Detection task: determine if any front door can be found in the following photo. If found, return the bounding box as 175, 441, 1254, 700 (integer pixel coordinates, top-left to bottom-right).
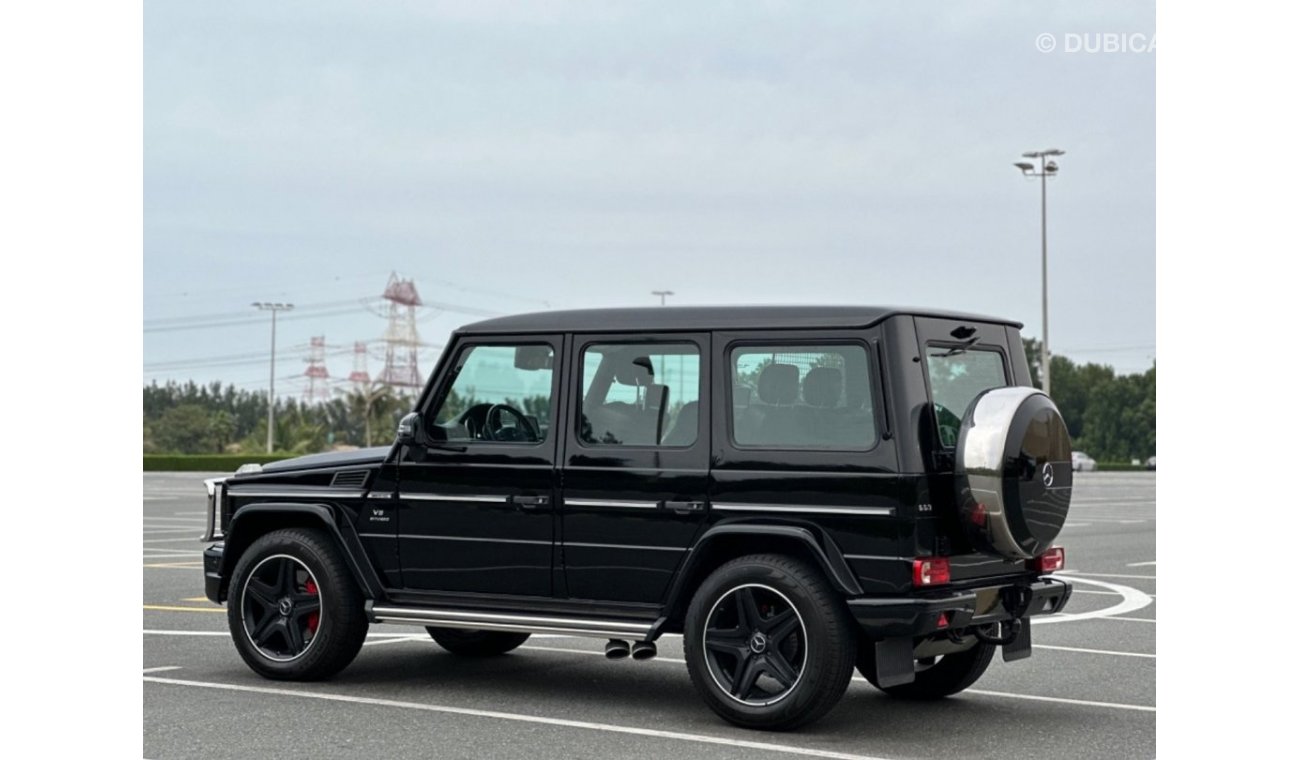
396, 336, 562, 597
560, 333, 711, 604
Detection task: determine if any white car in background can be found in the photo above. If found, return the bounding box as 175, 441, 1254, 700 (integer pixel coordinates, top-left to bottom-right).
1072, 451, 1098, 472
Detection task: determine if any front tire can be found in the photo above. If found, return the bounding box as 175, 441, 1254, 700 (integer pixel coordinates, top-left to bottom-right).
227, 527, 368, 680
857, 638, 995, 699
426, 627, 531, 656
683, 554, 856, 731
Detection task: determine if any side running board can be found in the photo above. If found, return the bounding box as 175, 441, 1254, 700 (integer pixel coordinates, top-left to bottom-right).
367, 602, 657, 641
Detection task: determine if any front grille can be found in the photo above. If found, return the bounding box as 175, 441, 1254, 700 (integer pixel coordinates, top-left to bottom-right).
331, 470, 370, 489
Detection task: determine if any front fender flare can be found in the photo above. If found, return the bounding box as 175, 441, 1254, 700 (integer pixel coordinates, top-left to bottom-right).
219, 502, 384, 601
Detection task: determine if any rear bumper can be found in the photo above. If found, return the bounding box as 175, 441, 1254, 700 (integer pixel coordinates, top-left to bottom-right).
847, 577, 1072, 638
203, 543, 224, 604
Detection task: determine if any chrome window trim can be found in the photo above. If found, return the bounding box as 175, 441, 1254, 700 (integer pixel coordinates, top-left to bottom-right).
710, 502, 895, 517
563, 498, 660, 510
228, 489, 367, 499
401, 534, 551, 546
564, 541, 686, 553
399, 493, 509, 504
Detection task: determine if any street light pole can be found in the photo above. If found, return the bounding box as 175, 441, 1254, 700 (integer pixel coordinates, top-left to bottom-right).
1013, 149, 1064, 396
651, 290, 674, 306
253, 302, 294, 452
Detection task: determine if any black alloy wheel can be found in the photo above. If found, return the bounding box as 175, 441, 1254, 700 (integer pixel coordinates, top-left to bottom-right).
684, 554, 857, 730
228, 527, 368, 681
703, 584, 807, 706
240, 554, 323, 661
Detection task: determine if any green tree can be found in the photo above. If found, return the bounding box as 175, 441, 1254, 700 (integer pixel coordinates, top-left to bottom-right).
151, 404, 217, 454
210, 410, 236, 451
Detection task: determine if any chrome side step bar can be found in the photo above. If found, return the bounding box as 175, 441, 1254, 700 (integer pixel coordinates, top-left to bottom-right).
368, 603, 657, 641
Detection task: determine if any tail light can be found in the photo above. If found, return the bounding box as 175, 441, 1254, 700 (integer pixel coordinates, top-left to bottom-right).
1032, 546, 1065, 574
913, 557, 951, 587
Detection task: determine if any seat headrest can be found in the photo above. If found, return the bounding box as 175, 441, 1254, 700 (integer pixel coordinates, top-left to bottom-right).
614, 356, 655, 386
757, 363, 799, 405
803, 367, 843, 408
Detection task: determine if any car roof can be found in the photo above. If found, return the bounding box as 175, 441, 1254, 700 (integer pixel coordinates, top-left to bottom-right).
459, 305, 1022, 334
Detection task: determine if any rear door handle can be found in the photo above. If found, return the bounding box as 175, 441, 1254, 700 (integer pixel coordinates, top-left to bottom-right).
661, 500, 707, 515
509, 495, 551, 511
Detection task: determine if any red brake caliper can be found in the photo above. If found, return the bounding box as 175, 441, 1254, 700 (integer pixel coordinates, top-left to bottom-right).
304, 579, 320, 634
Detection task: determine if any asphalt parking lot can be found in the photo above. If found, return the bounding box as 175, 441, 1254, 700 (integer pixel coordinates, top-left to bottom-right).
144, 471, 1156, 760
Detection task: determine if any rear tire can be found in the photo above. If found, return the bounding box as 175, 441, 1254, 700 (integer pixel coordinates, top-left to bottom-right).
426, 627, 531, 656
227, 527, 368, 681
683, 554, 856, 731
857, 639, 995, 699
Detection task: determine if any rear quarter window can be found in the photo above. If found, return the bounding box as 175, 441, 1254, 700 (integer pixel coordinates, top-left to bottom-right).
729, 344, 877, 450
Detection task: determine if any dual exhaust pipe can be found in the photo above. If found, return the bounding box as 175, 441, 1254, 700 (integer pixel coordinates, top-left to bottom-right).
605, 639, 657, 661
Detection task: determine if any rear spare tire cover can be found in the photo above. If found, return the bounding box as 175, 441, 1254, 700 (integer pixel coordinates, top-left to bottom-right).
955, 387, 1072, 560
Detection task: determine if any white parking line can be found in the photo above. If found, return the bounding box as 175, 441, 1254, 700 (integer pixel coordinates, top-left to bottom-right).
142, 537, 200, 544
515, 645, 1156, 712
965, 689, 1154, 713
363, 636, 427, 647
143, 666, 183, 674
143, 675, 896, 760
1035, 644, 1154, 659
1036, 576, 1153, 624
1058, 571, 1156, 581
1104, 616, 1157, 624
143, 630, 439, 639
1127, 561, 1157, 567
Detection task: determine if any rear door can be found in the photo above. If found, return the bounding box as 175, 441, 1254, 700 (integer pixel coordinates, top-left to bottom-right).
559, 333, 710, 604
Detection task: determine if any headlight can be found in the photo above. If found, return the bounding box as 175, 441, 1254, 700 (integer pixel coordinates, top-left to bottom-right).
202, 478, 227, 542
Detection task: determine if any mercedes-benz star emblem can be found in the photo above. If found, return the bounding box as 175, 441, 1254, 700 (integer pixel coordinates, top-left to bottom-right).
1042, 462, 1055, 488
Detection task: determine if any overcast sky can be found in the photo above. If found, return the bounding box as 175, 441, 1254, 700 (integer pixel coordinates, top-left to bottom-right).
144, 1, 1155, 397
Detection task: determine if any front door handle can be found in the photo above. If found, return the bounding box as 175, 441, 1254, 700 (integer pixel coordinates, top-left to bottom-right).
509, 495, 551, 511
661, 500, 707, 515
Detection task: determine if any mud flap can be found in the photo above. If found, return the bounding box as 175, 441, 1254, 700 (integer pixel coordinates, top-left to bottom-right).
874, 637, 916, 687
1002, 617, 1032, 662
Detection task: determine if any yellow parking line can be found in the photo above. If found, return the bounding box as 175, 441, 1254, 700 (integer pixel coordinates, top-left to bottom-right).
144, 605, 225, 613
181, 596, 211, 602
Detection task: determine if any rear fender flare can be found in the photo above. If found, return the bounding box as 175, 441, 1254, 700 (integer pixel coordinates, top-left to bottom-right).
663, 523, 863, 617
218, 502, 384, 602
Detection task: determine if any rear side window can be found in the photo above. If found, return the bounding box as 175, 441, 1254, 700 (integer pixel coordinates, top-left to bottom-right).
926, 347, 1009, 447
729, 344, 876, 450
579, 343, 701, 447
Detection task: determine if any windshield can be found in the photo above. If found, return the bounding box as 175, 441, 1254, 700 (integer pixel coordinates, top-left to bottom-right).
925, 346, 1009, 447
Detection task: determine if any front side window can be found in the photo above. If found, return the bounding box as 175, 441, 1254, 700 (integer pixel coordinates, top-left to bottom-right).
580, 343, 700, 447
730, 344, 876, 449
431, 344, 555, 443
925, 347, 1008, 447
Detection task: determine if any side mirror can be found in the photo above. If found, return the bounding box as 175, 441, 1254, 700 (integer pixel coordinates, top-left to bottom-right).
396, 412, 423, 446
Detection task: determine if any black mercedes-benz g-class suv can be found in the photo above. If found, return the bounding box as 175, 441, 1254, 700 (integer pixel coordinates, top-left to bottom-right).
201, 306, 1073, 730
